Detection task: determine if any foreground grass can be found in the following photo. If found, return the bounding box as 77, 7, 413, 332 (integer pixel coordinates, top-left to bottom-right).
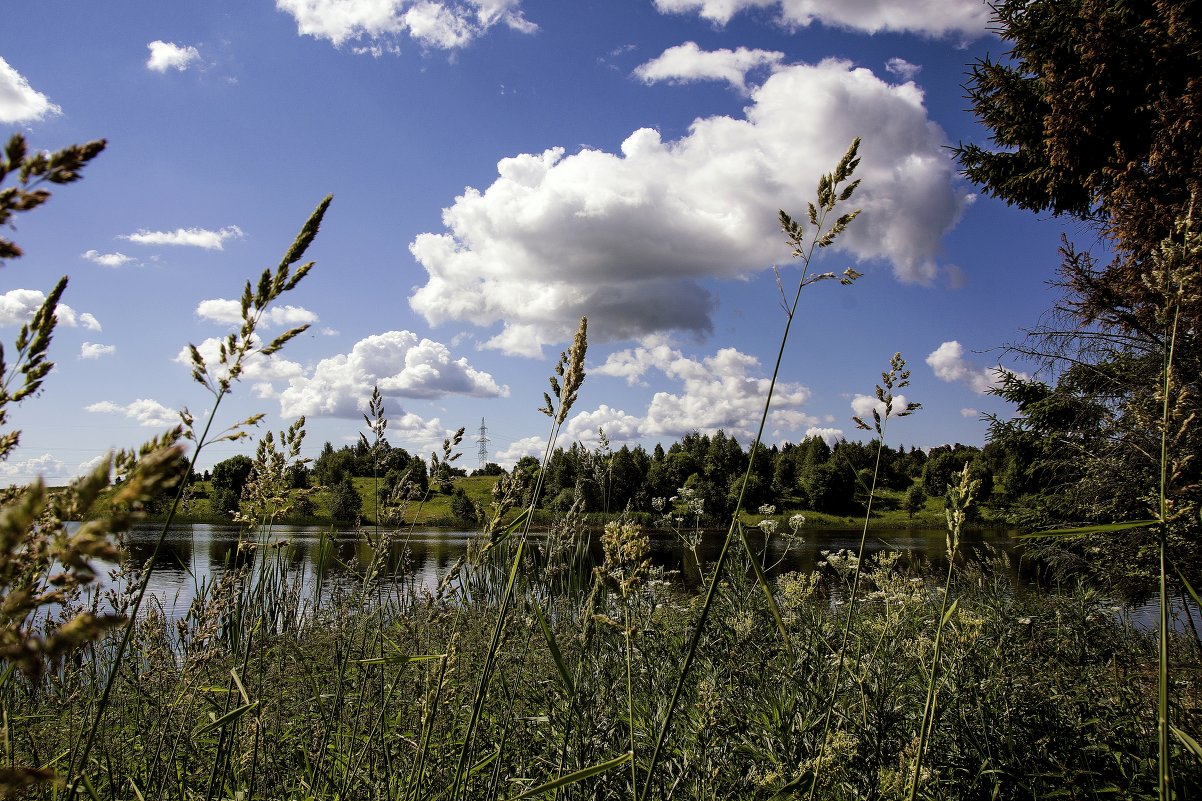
10, 533, 1199, 800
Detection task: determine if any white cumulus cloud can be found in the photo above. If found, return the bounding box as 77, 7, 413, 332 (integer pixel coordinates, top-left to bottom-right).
595, 340, 814, 441
121, 225, 244, 250
278, 330, 508, 418
925, 341, 1020, 394
409, 59, 965, 356
82, 250, 134, 268
146, 41, 202, 72
0, 288, 100, 330
803, 426, 843, 447
494, 435, 545, 467
0, 57, 61, 123
195, 298, 318, 328
275, 0, 536, 50
633, 41, 784, 93
86, 398, 180, 428
80, 342, 115, 359
652, 0, 990, 38
564, 404, 645, 446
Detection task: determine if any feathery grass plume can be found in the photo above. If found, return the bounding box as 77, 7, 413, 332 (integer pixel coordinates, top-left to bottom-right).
236, 418, 309, 526
908, 463, 979, 801
809, 352, 920, 797
0, 133, 106, 262
67, 196, 331, 795
641, 141, 863, 801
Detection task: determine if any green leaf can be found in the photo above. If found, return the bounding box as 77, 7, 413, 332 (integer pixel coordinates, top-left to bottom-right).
1171, 726, 1202, 762
196, 700, 259, 735
941, 597, 961, 627
356, 653, 445, 666
1015, 519, 1158, 539
503, 751, 632, 800
533, 601, 574, 696
737, 524, 792, 653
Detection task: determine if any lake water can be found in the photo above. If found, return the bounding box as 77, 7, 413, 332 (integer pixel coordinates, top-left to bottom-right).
111, 522, 1196, 632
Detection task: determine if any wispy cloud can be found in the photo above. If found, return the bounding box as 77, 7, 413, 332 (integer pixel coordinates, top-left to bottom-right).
652, 0, 989, 38
0, 56, 60, 123
82, 249, 134, 268
146, 40, 202, 72
275, 0, 537, 50
885, 57, 921, 81
80, 342, 115, 359
122, 225, 244, 250
86, 398, 179, 428
195, 298, 318, 328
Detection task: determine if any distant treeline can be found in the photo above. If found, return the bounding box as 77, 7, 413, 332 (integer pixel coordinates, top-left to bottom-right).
194, 431, 1023, 523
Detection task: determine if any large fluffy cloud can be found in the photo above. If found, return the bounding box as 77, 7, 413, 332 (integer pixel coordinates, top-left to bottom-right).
652, 0, 990, 38
275, 0, 536, 50
633, 41, 784, 94
121, 225, 244, 250
0, 57, 60, 123
0, 289, 101, 330
925, 340, 1022, 394
146, 41, 201, 72
410, 59, 965, 356
278, 330, 508, 418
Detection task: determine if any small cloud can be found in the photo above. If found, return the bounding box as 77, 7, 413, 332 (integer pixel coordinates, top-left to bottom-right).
633, 41, 784, 93
82, 250, 134, 268
850, 393, 911, 423
0, 56, 61, 123
195, 298, 318, 328
885, 57, 921, 81
80, 342, 115, 359
121, 225, 244, 250
926, 341, 1022, 394
494, 435, 546, 467
146, 40, 202, 73
804, 426, 843, 447
86, 398, 179, 428
0, 453, 66, 485
319, 326, 339, 336
960, 407, 979, 418
943, 264, 967, 289
0, 289, 98, 330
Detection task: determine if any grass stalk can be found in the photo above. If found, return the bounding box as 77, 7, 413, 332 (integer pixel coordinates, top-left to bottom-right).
639, 140, 863, 801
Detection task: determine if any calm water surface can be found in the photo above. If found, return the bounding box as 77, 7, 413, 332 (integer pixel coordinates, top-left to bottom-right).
113, 522, 1196, 631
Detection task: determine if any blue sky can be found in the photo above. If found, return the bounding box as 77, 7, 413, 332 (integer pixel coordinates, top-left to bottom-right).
0, 0, 1080, 483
